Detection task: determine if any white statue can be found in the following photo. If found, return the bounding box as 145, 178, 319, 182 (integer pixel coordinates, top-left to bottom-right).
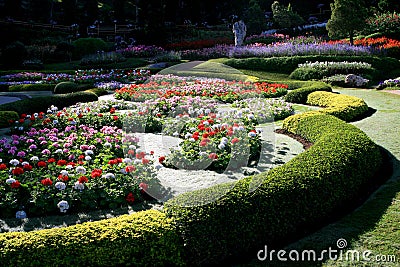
233, 19, 247, 46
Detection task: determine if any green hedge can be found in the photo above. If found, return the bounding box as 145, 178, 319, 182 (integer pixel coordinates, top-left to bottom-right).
8, 84, 55, 92
219, 55, 400, 79
164, 113, 382, 265
284, 83, 332, 103
0, 92, 98, 114
0, 210, 185, 267
288, 66, 378, 81
0, 111, 19, 128
53, 82, 94, 94
306, 91, 369, 121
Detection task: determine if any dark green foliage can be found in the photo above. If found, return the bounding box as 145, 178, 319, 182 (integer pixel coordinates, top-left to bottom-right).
0, 111, 19, 128
289, 66, 378, 81
284, 84, 332, 103
271, 1, 305, 29
0, 210, 185, 267
1, 41, 27, 68
244, 0, 266, 35
53, 82, 94, 94
164, 113, 382, 265
8, 84, 55, 92
221, 55, 400, 80
0, 84, 9, 92
86, 88, 108, 97
72, 38, 107, 59
0, 92, 98, 115
327, 0, 368, 44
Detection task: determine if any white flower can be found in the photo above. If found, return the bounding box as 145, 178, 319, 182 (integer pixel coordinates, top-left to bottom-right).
85, 150, 94, 156
120, 168, 127, 175
221, 137, 229, 144
103, 173, 115, 179
73, 182, 84, 190
0, 159, 2, 163
199, 151, 208, 157
185, 133, 192, 139
104, 142, 112, 148
57, 200, 69, 213
134, 159, 142, 165
6, 178, 16, 184
190, 127, 196, 132
21, 161, 29, 166
55, 182, 66, 190
75, 166, 86, 174
123, 158, 132, 164
53, 120, 58, 124
9, 159, 19, 166
55, 149, 63, 154
65, 165, 73, 170
30, 156, 39, 161
15, 210, 27, 219
129, 145, 136, 150
218, 143, 226, 150
189, 138, 196, 142
85, 156, 92, 161
60, 170, 69, 176
203, 121, 209, 126
173, 131, 179, 137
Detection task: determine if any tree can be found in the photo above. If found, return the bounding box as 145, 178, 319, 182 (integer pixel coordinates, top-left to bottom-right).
271, 1, 304, 29
244, 0, 266, 35
326, 0, 368, 45
378, 0, 400, 12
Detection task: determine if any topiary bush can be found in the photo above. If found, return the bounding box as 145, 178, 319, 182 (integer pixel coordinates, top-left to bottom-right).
284, 83, 332, 103
0, 210, 185, 267
8, 84, 55, 92
0, 92, 98, 114
306, 91, 369, 121
53, 82, 94, 94
0, 111, 19, 128
164, 113, 382, 265
72, 38, 107, 59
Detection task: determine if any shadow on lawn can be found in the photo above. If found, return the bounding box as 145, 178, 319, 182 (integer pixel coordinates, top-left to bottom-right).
234, 147, 399, 267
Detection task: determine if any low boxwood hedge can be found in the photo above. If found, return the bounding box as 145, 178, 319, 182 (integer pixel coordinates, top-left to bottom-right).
284, 83, 332, 103
0, 91, 98, 114
306, 91, 369, 121
0, 210, 185, 267
163, 113, 382, 265
0, 111, 19, 128
219, 55, 400, 80
53, 82, 95, 94
8, 84, 55, 92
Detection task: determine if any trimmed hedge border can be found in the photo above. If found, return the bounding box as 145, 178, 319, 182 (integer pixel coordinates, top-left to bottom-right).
0, 210, 185, 266
284, 83, 332, 103
0, 91, 98, 115
8, 84, 55, 92
0, 89, 382, 266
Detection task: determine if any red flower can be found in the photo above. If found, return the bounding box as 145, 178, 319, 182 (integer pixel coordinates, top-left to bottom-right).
98, 113, 103, 117
128, 149, 135, 155
113, 115, 119, 121
23, 164, 33, 171
208, 153, 218, 160
11, 180, 21, 188
136, 152, 146, 159
19, 119, 25, 123
227, 131, 234, 137
0, 163, 7, 170
139, 182, 148, 191
21, 114, 27, 119
125, 165, 136, 173
108, 159, 118, 165
231, 138, 240, 144
91, 169, 103, 178
57, 160, 67, 166
78, 176, 88, 183
12, 167, 24, 175
126, 192, 135, 203
110, 107, 116, 114
159, 156, 166, 163
150, 151, 154, 155
58, 174, 69, 181
78, 155, 85, 160
37, 161, 47, 168
202, 133, 209, 138
48, 158, 56, 163
142, 158, 150, 165
41, 178, 53, 186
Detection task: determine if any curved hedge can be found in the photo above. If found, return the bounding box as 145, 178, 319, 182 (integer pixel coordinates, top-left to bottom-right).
0, 90, 382, 266
0, 210, 185, 266
306, 91, 369, 121
284, 83, 332, 103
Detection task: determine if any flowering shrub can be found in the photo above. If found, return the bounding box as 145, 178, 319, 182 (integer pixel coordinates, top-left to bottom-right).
231, 98, 294, 121
80, 51, 126, 66
166, 38, 233, 50
378, 77, 400, 89
116, 45, 165, 58
366, 11, 400, 38
244, 33, 289, 45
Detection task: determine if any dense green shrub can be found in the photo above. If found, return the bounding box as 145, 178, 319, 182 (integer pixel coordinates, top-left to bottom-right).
0, 210, 185, 267
53, 82, 94, 94
219, 55, 400, 79
306, 91, 369, 121
284, 83, 332, 103
86, 88, 108, 97
0, 111, 19, 128
0, 92, 98, 114
164, 113, 382, 265
72, 38, 107, 59
8, 84, 55, 92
